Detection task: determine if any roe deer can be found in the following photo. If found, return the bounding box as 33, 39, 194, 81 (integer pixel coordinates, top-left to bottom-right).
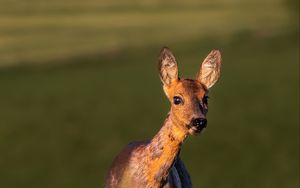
105, 47, 222, 188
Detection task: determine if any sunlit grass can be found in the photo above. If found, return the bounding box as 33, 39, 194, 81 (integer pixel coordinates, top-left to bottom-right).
0, 0, 290, 67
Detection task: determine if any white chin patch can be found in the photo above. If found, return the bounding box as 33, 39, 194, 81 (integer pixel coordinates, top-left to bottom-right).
189, 127, 206, 135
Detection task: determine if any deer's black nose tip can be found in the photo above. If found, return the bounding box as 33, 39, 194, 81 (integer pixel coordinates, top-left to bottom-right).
193, 118, 207, 128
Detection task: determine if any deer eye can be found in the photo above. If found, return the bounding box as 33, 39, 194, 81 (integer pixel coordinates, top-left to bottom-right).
173, 96, 183, 105
203, 96, 209, 104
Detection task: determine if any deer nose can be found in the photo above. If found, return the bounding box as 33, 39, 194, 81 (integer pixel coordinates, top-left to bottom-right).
193, 118, 207, 129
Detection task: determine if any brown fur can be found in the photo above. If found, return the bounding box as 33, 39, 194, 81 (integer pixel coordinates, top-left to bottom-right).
105, 47, 221, 188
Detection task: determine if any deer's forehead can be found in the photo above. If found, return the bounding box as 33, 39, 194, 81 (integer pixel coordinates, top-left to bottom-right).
173, 79, 207, 97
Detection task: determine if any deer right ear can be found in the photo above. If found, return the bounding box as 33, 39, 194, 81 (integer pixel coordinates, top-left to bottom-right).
196, 50, 222, 89
158, 47, 179, 86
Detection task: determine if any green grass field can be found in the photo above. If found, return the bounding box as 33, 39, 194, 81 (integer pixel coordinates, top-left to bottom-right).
0, 0, 299, 188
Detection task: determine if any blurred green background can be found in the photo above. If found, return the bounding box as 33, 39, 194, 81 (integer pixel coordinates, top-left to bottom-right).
0, 0, 299, 187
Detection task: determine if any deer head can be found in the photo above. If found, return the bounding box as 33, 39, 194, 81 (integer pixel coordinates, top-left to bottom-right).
158, 47, 221, 135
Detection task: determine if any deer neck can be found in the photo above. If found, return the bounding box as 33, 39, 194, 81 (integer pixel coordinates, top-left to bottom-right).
145, 113, 188, 186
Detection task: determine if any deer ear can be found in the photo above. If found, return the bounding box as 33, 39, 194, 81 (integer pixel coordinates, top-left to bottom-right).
196, 50, 222, 89
158, 47, 179, 86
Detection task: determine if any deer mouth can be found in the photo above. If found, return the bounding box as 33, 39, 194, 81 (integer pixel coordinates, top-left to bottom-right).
189, 125, 206, 135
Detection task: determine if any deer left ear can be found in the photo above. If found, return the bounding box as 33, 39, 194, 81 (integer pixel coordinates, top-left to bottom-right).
196, 50, 222, 89
158, 47, 179, 86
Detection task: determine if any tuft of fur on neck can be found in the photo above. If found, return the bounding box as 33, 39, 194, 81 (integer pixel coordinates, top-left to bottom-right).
145, 113, 188, 187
